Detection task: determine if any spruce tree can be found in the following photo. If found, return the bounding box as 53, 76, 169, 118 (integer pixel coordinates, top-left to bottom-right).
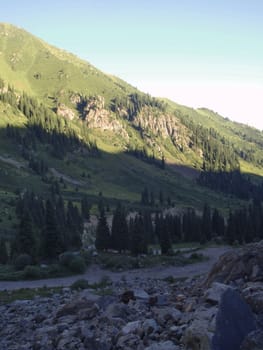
95, 208, 110, 251
0, 239, 8, 264
130, 214, 147, 255
111, 203, 129, 252
159, 216, 171, 254
17, 210, 37, 258
43, 199, 62, 259
201, 203, 212, 243
81, 195, 90, 221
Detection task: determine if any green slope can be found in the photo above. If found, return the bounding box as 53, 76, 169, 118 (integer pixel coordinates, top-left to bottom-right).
0, 23, 137, 106
0, 22, 263, 241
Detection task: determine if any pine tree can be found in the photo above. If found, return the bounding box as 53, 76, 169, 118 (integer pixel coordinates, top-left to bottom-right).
159, 215, 171, 254
201, 203, 212, 243
0, 239, 8, 264
225, 211, 236, 244
95, 208, 110, 251
111, 203, 129, 252
130, 214, 147, 255
17, 210, 37, 258
43, 199, 62, 259
65, 201, 82, 249
159, 190, 164, 205
81, 195, 90, 221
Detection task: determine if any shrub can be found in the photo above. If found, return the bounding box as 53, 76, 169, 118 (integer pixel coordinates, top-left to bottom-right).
69, 256, 86, 273
59, 252, 76, 268
190, 252, 204, 260
80, 250, 92, 266
47, 264, 65, 276
23, 265, 42, 279
71, 278, 90, 290
14, 254, 32, 271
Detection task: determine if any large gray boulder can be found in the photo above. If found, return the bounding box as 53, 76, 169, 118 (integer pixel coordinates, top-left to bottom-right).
212, 289, 257, 350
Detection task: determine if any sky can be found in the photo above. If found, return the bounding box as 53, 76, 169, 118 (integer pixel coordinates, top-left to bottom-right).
1, 0, 263, 129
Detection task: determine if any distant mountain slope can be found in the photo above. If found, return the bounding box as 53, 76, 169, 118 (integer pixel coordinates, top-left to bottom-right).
0, 21, 263, 236
0, 23, 136, 105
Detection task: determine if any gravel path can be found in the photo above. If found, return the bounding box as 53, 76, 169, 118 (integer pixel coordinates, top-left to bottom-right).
0, 246, 232, 291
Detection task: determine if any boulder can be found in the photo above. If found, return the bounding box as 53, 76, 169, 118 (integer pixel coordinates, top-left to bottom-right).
240, 329, 263, 350
56, 299, 99, 319
204, 282, 231, 305
152, 306, 182, 325
242, 282, 263, 314
205, 241, 263, 287
212, 289, 257, 350
105, 302, 130, 320
182, 318, 213, 350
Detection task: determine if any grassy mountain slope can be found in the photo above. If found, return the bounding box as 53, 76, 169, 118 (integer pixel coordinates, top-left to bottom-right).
1, 22, 263, 240
0, 23, 136, 105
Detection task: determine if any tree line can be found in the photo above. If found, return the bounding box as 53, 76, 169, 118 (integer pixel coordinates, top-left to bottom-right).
95, 199, 263, 256
0, 189, 90, 263
1, 195, 263, 264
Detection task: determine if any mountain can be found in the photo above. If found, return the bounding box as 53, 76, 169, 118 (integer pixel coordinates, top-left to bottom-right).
1, 22, 263, 239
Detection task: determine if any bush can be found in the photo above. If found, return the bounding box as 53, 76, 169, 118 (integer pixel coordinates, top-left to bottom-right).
59, 252, 76, 268
189, 252, 204, 260
80, 250, 92, 266
71, 278, 90, 290
23, 265, 42, 279
69, 256, 86, 273
47, 264, 65, 276
14, 254, 32, 271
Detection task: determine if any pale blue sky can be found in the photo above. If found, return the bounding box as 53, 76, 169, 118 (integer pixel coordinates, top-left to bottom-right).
1, 0, 263, 129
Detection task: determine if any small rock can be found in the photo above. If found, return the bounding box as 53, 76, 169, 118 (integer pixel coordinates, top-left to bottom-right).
145, 340, 180, 350
117, 333, 142, 349
122, 320, 142, 335
142, 319, 159, 334
133, 289, 149, 300
120, 290, 135, 304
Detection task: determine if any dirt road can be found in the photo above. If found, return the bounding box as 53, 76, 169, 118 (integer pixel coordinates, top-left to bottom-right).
0, 247, 232, 291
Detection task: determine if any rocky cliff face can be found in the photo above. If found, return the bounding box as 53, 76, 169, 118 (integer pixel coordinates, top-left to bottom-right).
79, 97, 192, 155
82, 96, 129, 141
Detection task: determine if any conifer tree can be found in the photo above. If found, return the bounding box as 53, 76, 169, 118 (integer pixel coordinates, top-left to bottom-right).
201, 203, 212, 243
159, 215, 172, 254
0, 239, 8, 264
43, 199, 62, 259
111, 203, 129, 252
130, 214, 147, 255
95, 208, 110, 251
81, 195, 90, 221
17, 210, 37, 258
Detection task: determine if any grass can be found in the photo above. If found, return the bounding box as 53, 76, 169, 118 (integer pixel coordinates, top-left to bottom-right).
95, 250, 207, 272
0, 286, 63, 305
0, 262, 84, 281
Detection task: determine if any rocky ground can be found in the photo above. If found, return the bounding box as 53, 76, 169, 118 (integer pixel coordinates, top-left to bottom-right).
1, 242, 263, 350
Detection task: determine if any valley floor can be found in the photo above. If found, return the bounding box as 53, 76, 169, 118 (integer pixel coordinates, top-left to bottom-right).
0, 246, 232, 291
